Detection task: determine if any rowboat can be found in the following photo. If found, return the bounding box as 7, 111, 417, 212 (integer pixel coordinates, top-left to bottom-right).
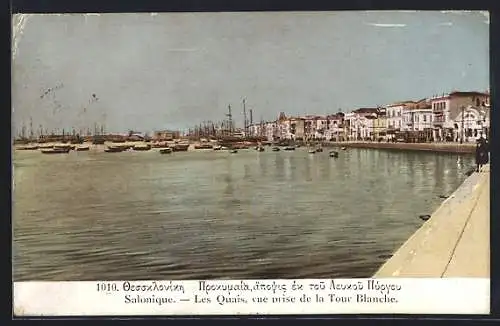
159, 148, 172, 154
41, 147, 70, 154
172, 144, 189, 152
17, 145, 39, 151
133, 144, 151, 151
76, 146, 90, 151
194, 144, 213, 149
104, 146, 125, 153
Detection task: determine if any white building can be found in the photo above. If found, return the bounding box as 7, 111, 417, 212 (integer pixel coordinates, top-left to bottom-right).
324, 113, 345, 141
430, 91, 490, 141
385, 102, 412, 132
264, 121, 278, 141
453, 105, 490, 142
303, 115, 319, 140
344, 108, 378, 140
402, 99, 433, 132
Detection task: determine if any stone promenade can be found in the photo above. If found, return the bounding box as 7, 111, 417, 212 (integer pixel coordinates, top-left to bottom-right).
375, 164, 490, 278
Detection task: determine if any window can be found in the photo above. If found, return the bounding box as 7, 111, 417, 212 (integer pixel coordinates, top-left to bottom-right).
423, 115, 427, 122
476, 98, 480, 106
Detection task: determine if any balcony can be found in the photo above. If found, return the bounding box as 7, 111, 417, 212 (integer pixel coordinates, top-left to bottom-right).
433, 116, 445, 125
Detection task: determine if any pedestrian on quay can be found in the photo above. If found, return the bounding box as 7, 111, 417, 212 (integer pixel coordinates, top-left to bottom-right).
475, 135, 489, 172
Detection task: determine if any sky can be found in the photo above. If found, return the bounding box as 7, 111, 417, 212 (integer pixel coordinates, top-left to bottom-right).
12, 11, 489, 134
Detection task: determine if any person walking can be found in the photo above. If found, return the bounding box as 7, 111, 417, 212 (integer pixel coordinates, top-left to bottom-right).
475, 136, 489, 172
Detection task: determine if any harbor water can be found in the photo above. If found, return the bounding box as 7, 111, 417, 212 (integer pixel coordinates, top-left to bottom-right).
13, 148, 475, 280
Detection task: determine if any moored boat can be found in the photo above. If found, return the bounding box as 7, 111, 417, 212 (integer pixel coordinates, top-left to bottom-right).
213, 145, 222, 151
159, 148, 172, 154
315, 147, 323, 153
76, 146, 90, 151
257, 146, 265, 152
272, 147, 280, 152
329, 151, 339, 158
194, 144, 213, 150
53, 144, 73, 150
41, 147, 71, 154
104, 146, 125, 153
17, 144, 39, 151
341, 147, 347, 150
172, 144, 189, 152
230, 149, 238, 153
284, 146, 295, 151
133, 144, 152, 151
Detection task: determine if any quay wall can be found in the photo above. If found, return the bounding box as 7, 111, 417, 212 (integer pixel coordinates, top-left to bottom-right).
374, 164, 490, 278
322, 141, 475, 154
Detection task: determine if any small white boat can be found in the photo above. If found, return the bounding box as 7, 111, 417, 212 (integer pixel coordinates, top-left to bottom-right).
76, 145, 90, 151
41, 147, 71, 154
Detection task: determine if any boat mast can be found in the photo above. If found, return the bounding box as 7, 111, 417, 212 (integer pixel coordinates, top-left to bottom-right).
226, 104, 233, 136
29, 116, 34, 141
243, 98, 247, 137
21, 120, 26, 139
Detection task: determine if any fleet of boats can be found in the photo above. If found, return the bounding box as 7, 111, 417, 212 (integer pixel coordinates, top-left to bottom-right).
16, 141, 346, 158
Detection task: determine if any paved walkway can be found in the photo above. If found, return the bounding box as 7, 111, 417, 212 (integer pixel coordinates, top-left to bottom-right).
375, 165, 490, 278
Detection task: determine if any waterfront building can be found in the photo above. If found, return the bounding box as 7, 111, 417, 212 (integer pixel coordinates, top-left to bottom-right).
153, 130, 178, 141
288, 117, 305, 141
303, 115, 318, 141
314, 116, 329, 140
343, 112, 356, 140
345, 108, 379, 140
402, 99, 433, 131
452, 104, 490, 142
264, 120, 279, 141
385, 101, 414, 135
248, 123, 261, 138
372, 108, 387, 140
325, 113, 345, 141
430, 91, 490, 141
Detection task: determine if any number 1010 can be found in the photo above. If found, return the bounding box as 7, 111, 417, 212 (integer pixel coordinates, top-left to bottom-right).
97, 282, 118, 292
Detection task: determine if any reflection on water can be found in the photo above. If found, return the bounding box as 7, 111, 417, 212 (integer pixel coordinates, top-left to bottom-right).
13, 148, 474, 280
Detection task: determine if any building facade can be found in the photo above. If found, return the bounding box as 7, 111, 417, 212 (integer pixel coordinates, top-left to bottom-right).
453, 105, 490, 142
431, 91, 490, 141
372, 108, 387, 140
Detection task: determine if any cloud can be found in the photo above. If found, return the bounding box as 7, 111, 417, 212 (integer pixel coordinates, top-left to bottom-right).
366, 23, 407, 28
438, 22, 453, 26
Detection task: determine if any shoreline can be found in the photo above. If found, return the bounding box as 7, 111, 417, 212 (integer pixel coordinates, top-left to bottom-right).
322, 141, 476, 154
373, 164, 489, 278
14, 140, 478, 155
